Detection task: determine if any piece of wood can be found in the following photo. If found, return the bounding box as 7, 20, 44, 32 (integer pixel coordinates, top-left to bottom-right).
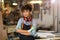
0, 12, 7, 40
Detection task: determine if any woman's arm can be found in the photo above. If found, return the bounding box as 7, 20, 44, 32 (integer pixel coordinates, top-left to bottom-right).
16, 29, 27, 33
16, 29, 30, 35
27, 19, 37, 36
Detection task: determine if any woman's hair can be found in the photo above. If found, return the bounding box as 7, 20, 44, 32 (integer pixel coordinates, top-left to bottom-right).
21, 4, 32, 12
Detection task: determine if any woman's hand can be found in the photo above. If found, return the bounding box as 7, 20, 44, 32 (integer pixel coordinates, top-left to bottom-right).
16, 29, 30, 35
21, 32, 30, 35
16, 29, 27, 33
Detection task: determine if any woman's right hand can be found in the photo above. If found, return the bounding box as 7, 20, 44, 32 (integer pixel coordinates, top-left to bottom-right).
16, 29, 30, 35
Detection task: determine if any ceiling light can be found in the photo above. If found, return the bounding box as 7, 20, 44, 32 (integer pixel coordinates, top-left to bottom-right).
12, 3, 18, 6
30, 1, 42, 4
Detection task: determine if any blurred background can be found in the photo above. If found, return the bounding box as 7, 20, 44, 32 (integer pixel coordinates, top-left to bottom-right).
0, 0, 60, 40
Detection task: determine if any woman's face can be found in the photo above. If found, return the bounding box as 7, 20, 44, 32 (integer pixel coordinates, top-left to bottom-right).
23, 10, 30, 17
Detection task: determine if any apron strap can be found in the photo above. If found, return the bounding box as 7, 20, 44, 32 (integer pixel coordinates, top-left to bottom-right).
22, 22, 32, 29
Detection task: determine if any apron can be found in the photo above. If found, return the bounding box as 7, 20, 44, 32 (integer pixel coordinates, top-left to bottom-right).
18, 23, 34, 40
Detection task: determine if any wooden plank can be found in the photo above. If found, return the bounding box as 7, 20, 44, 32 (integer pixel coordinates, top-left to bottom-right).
0, 12, 4, 40
0, 12, 7, 40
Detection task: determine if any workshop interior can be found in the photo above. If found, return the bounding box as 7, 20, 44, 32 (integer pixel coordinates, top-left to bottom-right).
0, 0, 60, 40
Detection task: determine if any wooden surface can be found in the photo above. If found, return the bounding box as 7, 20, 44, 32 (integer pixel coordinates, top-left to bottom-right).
0, 13, 7, 40
0, 13, 4, 40
35, 37, 60, 40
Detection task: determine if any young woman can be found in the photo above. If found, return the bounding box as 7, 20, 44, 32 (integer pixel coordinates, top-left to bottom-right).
16, 4, 36, 40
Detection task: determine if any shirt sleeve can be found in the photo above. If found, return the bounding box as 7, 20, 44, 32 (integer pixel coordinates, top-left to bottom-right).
28, 19, 37, 36
16, 18, 23, 30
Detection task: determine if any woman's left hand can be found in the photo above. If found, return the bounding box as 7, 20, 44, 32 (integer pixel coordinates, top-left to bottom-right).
21, 32, 30, 35
16, 29, 30, 35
